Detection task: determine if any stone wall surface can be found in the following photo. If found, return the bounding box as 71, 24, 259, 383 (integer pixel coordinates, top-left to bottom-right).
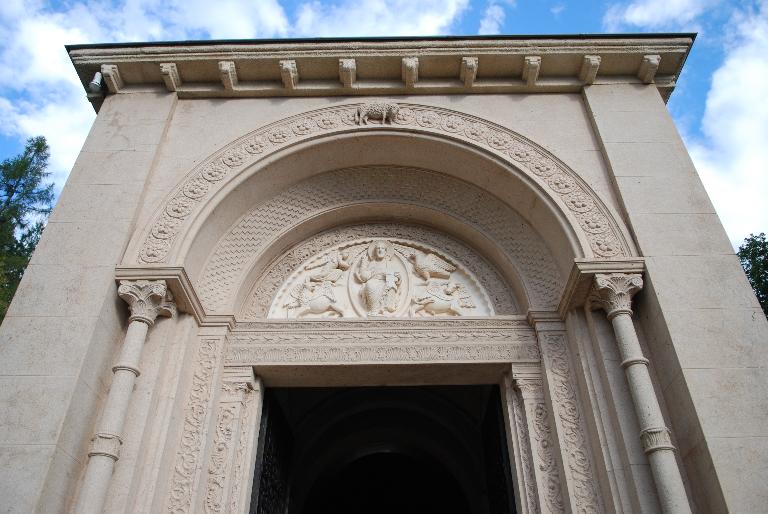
0, 92, 177, 513
584, 83, 768, 513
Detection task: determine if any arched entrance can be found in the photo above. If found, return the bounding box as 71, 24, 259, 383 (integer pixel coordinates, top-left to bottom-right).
133, 102, 635, 514
251, 386, 516, 514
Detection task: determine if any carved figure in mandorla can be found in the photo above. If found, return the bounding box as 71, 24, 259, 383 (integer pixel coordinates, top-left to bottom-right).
355, 240, 402, 316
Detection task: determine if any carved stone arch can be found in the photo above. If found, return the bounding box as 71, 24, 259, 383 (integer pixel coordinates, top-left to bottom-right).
134, 102, 636, 279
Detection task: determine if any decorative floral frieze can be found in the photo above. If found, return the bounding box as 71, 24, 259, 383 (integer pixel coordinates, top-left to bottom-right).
227, 319, 540, 363
166, 338, 223, 514
138, 102, 628, 265
540, 333, 601, 514
226, 342, 539, 365
531, 402, 566, 514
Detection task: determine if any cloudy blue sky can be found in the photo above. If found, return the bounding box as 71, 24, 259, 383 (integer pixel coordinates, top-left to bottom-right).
0, 0, 765, 246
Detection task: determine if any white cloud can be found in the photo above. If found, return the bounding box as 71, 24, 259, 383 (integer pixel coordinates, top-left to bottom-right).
478, 3, 505, 34
550, 3, 565, 16
3, 94, 96, 189
478, 0, 516, 35
167, 0, 290, 39
603, 0, 717, 31
294, 0, 470, 37
0, 0, 473, 194
687, 3, 768, 245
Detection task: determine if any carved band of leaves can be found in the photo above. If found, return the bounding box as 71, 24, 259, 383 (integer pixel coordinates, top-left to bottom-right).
578, 212, 610, 234
464, 121, 489, 142
267, 127, 293, 144
508, 143, 536, 163
152, 216, 183, 240
528, 157, 557, 178
167, 338, 221, 514
393, 107, 415, 124
441, 114, 465, 133
592, 234, 621, 257
222, 149, 246, 168
542, 334, 599, 512
486, 131, 513, 150
314, 113, 340, 129
183, 177, 211, 200
564, 191, 595, 213
140, 238, 171, 263
242, 136, 269, 154
166, 196, 195, 219
547, 174, 577, 195
416, 111, 441, 128
338, 109, 358, 125
292, 118, 317, 135
201, 161, 228, 182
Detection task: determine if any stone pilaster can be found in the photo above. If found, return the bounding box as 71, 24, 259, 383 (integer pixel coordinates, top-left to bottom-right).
512, 366, 565, 514
501, 373, 538, 514
204, 367, 264, 514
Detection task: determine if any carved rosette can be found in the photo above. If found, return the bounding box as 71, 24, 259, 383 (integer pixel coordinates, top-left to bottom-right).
138, 103, 628, 265
590, 273, 643, 319
118, 280, 176, 325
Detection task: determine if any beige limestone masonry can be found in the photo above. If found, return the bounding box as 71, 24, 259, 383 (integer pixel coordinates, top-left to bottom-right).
0, 35, 765, 514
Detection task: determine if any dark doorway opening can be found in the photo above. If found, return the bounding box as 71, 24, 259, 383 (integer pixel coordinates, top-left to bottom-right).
251, 385, 517, 514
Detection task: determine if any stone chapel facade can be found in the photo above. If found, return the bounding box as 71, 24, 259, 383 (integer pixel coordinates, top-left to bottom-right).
0, 35, 766, 513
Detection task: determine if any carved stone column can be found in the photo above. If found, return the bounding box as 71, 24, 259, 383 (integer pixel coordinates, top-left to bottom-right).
590, 273, 691, 514
204, 367, 264, 514
75, 280, 175, 514
512, 367, 565, 514
501, 373, 538, 514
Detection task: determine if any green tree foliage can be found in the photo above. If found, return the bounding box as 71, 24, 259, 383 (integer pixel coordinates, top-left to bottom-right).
0, 136, 54, 321
738, 233, 768, 319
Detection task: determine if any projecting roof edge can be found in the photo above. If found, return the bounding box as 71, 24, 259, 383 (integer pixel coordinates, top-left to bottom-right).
67, 35, 694, 112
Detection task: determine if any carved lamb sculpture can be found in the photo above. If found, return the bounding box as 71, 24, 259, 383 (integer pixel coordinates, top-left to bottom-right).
355, 102, 400, 125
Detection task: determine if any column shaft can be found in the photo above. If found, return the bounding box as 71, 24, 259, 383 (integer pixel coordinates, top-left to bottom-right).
610, 312, 690, 514
74, 280, 174, 514
591, 273, 691, 514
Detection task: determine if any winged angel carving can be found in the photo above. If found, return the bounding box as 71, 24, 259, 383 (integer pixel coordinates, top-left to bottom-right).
284, 250, 350, 317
